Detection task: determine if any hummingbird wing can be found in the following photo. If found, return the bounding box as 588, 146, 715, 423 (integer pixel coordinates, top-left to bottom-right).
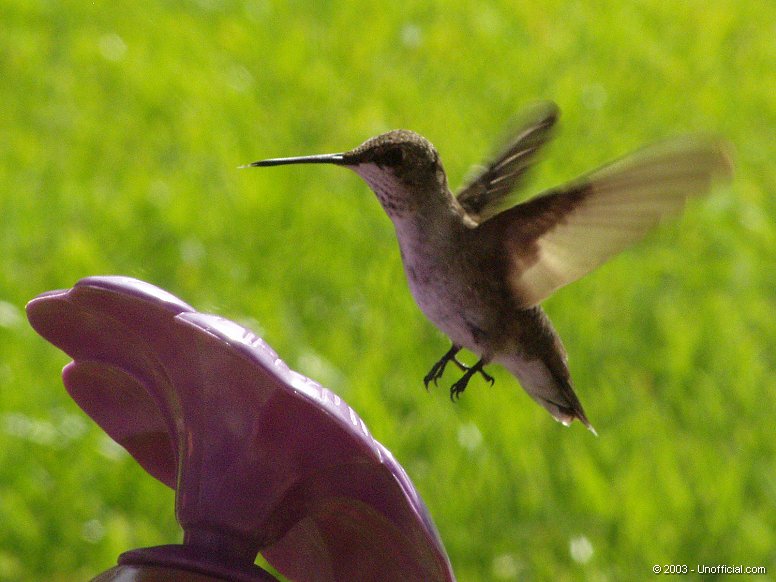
456, 101, 559, 223
483, 137, 733, 307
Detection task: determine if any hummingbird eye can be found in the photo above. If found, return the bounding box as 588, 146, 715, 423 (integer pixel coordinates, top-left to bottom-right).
380, 146, 405, 166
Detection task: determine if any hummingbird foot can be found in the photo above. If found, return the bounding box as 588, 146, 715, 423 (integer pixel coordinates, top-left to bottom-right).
423, 344, 463, 389
476, 366, 495, 386
449, 358, 494, 401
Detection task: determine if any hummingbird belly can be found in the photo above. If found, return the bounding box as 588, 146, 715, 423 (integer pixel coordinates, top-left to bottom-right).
402, 251, 497, 355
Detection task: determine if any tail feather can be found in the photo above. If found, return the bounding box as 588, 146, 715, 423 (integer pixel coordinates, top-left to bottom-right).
501, 352, 597, 435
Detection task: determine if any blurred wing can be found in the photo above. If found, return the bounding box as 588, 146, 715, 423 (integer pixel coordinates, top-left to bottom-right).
456, 101, 559, 223
483, 137, 733, 307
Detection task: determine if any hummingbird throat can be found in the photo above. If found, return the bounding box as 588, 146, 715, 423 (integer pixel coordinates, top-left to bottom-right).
352, 163, 419, 218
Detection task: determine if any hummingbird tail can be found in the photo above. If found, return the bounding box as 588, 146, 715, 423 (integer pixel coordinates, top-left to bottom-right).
501, 353, 597, 435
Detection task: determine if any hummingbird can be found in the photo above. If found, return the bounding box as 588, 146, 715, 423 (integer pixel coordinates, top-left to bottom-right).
245, 102, 732, 432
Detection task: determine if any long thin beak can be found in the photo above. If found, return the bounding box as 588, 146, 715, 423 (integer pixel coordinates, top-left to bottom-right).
240, 153, 346, 169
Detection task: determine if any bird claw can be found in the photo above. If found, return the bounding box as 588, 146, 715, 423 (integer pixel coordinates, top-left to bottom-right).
449, 377, 469, 401
447, 358, 494, 401
423, 344, 462, 389
424, 346, 494, 399
479, 367, 495, 386
423, 360, 446, 389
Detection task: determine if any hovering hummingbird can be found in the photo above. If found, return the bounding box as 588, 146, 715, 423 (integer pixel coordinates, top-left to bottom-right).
245, 102, 732, 432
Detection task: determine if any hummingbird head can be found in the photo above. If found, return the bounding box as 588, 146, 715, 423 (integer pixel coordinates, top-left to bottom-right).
247, 130, 450, 220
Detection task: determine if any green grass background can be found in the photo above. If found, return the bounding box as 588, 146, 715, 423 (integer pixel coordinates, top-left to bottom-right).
1, 1, 774, 580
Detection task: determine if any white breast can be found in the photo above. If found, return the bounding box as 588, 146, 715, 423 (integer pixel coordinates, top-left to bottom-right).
396, 222, 487, 352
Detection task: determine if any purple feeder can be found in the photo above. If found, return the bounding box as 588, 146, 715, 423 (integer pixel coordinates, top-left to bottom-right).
26, 276, 455, 582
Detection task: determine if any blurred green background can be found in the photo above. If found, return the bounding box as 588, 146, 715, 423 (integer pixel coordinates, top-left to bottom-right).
1, 0, 774, 580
